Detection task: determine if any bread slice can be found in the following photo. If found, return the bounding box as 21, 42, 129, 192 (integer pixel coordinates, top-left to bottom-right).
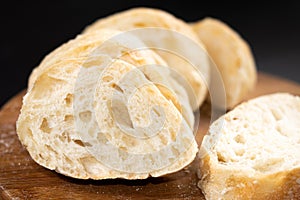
192, 18, 257, 109
28, 29, 195, 130
17, 28, 198, 179
198, 93, 300, 199
28, 30, 124, 89
84, 7, 210, 110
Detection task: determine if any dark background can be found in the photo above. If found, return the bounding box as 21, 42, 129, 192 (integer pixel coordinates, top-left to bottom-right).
1, 0, 300, 106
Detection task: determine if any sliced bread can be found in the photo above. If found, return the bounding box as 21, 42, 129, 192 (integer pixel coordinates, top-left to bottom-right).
17, 29, 198, 179
192, 18, 257, 109
198, 93, 300, 199
84, 7, 210, 110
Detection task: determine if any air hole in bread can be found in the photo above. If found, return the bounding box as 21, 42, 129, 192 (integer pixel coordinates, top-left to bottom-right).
27, 128, 33, 139
168, 157, 175, 163
64, 115, 74, 123
119, 146, 128, 152
38, 153, 44, 159
32, 75, 64, 100
102, 75, 113, 82
97, 132, 108, 143
80, 156, 100, 175
40, 118, 52, 133
64, 93, 73, 106
118, 148, 129, 161
217, 152, 226, 163
68, 169, 74, 175
152, 107, 161, 117
45, 144, 57, 155
58, 132, 71, 143
271, 109, 282, 121
79, 111, 92, 123
243, 124, 249, 128
20, 127, 34, 147
159, 134, 168, 145
155, 84, 182, 113
111, 83, 123, 93
235, 149, 245, 157
232, 117, 238, 120
64, 154, 73, 165
58, 135, 64, 142
250, 154, 256, 160
171, 147, 180, 157
234, 134, 245, 144
148, 156, 155, 165
275, 125, 287, 137
88, 128, 95, 138
102, 96, 107, 101
73, 139, 85, 147
168, 128, 176, 141
65, 67, 75, 74
144, 74, 151, 81
146, 87, 155, 95
111, 99, 134, 129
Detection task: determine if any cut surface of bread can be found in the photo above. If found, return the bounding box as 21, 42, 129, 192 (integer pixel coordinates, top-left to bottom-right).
192, 18, 257, 109
84, 7, 210, 110
198, 93, 300, 199
17, 28, 198, 180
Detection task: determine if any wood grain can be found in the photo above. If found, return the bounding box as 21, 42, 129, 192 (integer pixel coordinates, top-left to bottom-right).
0, 72, 299, 200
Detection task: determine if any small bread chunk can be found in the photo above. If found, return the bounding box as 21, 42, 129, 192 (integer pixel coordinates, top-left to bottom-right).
198, 93, 300, 199
192, 18, 257, 109
84, 7, 210, 110
17, 29, 198, 180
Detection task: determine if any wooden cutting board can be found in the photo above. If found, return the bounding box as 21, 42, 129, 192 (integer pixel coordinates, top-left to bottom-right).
1, 72, 300, 200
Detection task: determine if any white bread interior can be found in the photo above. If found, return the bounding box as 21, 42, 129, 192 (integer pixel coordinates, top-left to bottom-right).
198, 93, 300, 199
17, 29, 198, 180
84, 7, 210, 110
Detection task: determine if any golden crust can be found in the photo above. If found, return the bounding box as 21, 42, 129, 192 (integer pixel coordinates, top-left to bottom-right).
199, 152, 300, 200
192, 18, 257, 109
198, 93, 300, 199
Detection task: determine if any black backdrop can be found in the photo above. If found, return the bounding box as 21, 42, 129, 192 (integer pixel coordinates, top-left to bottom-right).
1, 0, 300, 106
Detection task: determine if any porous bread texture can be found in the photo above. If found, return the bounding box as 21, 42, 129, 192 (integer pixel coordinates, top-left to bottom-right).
28, 30, 116, 89
198, 93, 300, 199
17, 29, 198, 180
28, 29, 194, 129
84, 7, 210, 110
192, 18, 257, 109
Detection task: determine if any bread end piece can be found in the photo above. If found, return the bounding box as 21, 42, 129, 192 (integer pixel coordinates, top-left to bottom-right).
192, 18, 257, 109
198, 93, 300, 199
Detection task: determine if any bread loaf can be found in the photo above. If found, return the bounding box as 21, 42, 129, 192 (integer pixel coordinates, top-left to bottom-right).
17, 29, 198, 179
84, 7, 210, 110
192, 18, 257, 109
198, 93, 300, 199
